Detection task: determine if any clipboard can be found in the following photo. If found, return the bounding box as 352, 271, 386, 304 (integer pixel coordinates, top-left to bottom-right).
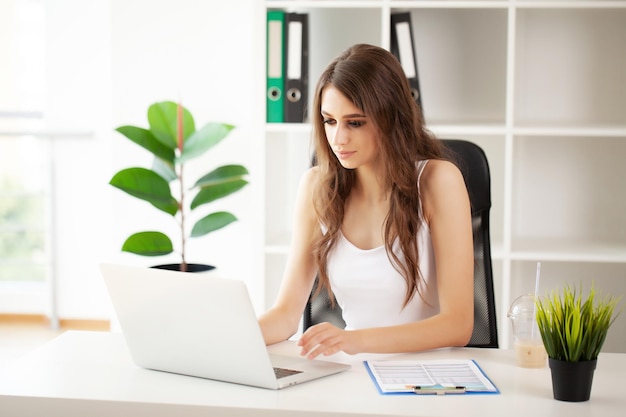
364, 359, 500, 395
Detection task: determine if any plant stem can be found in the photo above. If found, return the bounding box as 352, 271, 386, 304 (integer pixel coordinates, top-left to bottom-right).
179, 161, 187, 273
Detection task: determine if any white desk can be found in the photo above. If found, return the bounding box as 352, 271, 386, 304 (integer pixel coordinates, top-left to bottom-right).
0, 331, 624, 417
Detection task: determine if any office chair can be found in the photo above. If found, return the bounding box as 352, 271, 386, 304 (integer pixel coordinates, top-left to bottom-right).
302, 139, 499, 348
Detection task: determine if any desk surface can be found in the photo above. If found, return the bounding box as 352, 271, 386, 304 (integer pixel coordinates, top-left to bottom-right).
0, 331, 624, 417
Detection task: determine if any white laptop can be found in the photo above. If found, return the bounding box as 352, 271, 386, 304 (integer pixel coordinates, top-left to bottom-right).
100, 263, 350, 389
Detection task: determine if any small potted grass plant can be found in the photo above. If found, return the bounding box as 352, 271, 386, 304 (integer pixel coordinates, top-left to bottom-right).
535, 284, 621, 402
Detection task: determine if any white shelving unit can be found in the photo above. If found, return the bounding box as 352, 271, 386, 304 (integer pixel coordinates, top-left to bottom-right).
257, 0, 626, 351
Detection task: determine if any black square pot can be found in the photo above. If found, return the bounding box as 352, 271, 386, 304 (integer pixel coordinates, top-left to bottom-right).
548, 358, 597, 402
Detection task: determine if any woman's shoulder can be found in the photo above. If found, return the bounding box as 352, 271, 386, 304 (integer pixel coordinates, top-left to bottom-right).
418, 159, 468, 218
292, 167, 322, 227
419, 159, 464, 189
299, 166, 320, 189
294, 167, 321, 205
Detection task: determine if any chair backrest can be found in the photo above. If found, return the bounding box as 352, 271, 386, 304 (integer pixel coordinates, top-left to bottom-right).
302, 139, 498, 348
443, 139, 498, 348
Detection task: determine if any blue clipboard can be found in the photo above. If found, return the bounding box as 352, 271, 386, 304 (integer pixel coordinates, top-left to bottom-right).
363, 359, 500, 396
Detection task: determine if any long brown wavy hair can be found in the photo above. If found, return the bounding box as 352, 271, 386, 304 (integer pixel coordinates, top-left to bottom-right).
311, 44, 447, 307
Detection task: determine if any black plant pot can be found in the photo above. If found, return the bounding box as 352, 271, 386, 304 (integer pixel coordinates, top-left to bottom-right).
548, 358, 597, 402
152, 263, 215, 273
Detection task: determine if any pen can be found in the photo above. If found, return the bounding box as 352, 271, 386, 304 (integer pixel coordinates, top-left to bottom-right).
406, 385, 467, 395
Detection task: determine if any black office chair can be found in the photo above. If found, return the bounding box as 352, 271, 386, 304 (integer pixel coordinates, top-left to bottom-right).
302, 139, 499, 348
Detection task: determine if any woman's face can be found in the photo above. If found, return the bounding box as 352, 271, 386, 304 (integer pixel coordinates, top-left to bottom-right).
321, 86, 380, 170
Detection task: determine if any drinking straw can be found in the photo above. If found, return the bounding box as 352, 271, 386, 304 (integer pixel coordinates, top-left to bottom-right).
534, 262, 541, 299
531, 262, 541, 338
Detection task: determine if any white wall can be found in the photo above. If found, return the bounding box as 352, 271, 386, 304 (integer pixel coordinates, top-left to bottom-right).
38, 0, 261, 320
43, 0, 114, 320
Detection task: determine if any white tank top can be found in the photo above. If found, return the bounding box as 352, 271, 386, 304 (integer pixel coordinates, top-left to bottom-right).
327, 160, 439, 330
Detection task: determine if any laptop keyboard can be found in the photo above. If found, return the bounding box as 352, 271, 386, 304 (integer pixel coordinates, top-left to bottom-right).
274, 367, 303, 379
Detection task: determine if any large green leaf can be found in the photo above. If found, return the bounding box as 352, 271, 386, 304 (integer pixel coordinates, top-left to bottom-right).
115, 125, 175, 164
190, 179, 248, 210
122, 231, 173, 256
193, 165, 249, 188
110, 167, 178, 216
190, 212, 237, 237
179, 123, 234, 163
152, 157, 176, 182
148, 101, 195, 149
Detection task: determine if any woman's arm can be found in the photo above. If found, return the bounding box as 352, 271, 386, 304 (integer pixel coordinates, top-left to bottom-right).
258, 168, 320, 345
298, 160, 474, 358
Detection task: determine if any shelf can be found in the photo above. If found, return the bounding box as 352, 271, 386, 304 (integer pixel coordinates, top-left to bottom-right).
264, 238, 626, 264
510, 239, 626, 263
392, 1, 512, 9
512, 126, 626, 137
267, 1, 384, 9
411, 8, 508, 125
265, 123, 312, 134
260, 1, 626, 350
267, 0, 626, 10
0, 130, 93, 138
514, 1, 626, 9
267, 123, 513, 136
429, 124, 507, 136
514, 8, 626, 127
511, 136, 626, 250
266, 124, 626, 138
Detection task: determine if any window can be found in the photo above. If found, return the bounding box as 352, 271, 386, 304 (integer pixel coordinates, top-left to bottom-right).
0, 136, 50, 283
0, 0, 49, 306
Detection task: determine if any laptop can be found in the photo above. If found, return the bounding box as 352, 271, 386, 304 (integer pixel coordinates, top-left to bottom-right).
100, 263, 350, 389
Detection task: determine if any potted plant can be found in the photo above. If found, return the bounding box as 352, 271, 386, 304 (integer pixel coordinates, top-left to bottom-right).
110, 100, 249, 272
535, 283, 622, 402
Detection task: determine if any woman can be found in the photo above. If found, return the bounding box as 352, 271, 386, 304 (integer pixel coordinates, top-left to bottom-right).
259, 44, 474, 359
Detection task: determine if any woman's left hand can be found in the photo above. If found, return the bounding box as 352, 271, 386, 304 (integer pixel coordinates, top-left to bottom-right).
298, 322, 361, 359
